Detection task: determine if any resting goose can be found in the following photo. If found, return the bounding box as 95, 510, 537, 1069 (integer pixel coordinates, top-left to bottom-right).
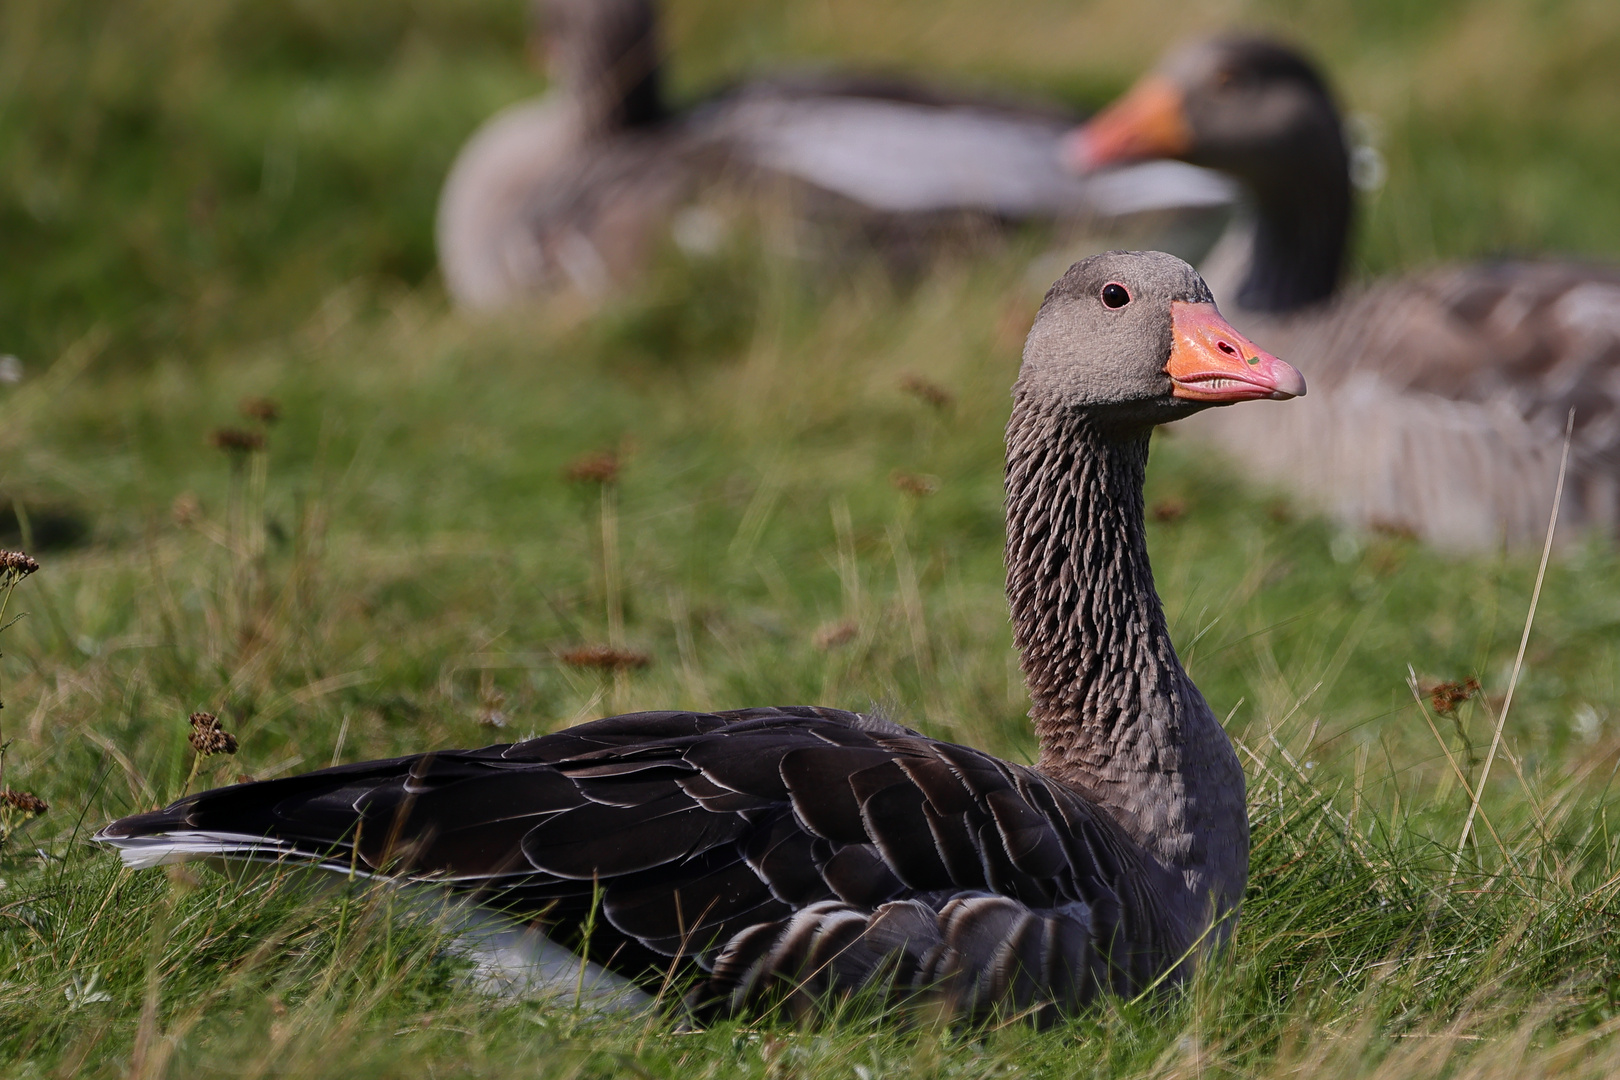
1066, 38, 1620, 551
97, 251, 1301, 1021
437, 0, 1237, 311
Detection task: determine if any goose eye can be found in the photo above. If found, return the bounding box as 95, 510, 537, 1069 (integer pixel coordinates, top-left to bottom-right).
1100, 283, 1131, 309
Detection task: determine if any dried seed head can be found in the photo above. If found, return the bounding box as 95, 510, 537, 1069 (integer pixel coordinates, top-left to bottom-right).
1151, 498, 1187, 523
1370, 517, 1419, 541
899, 374, 952, 410
171, 492, 202, 526
188, 711, 239, 756
209, 428, 265, 454
563, 450, 620, 486
1, 788, 47, 815
0, 550, 40, 586
559, 644, 650, 671
813, 621, 859, 650
890, 471, 940, 498
1428, 678, 1482, 716
239, 397, 282, 424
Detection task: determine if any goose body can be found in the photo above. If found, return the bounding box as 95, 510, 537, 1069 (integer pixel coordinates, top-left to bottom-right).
436, 0, 1237, 311
98, 251, 1301, 1021
1070, 38, 1620, 551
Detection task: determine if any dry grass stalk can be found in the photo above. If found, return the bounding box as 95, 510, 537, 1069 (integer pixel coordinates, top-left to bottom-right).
1455, 411, 1574, 877
0, 548, 40, 794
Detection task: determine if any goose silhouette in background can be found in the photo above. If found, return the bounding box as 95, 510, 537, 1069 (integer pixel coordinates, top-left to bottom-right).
437, 0, 1237, 311
97, 251, 1302, 1021
1066, 37, 1620, 552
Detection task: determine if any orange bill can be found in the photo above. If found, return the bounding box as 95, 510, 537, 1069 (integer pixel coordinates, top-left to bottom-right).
1063, 76, 1191, 173
1167, 302, 1305, 402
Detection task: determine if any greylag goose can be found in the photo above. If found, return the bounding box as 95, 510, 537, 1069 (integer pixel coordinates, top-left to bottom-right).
96, 251, 1301, 1020
1065, 37, 1620, 551
436, 0, 1237, 311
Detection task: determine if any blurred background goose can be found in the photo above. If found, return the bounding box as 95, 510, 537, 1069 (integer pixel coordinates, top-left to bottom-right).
1067, 37, 1620, 552
97, 252, 1302, 1021
437, 0, 1237, 312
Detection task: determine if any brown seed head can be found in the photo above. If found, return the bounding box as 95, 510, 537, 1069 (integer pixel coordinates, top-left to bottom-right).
1151, 498, 1187, 523
891, 471, 941, 498
563, 450, 621, 486
1, 788, 48, 815
188, 711, 239, 756
899, 374, 952, 410
239, 397, 282, 424
1428, 678, 1482, 716
209, 428, 265, 454
813, 621, 859, 650
171, 492, 202, 526
0, 550, 40, 584
559, 644, 650, 671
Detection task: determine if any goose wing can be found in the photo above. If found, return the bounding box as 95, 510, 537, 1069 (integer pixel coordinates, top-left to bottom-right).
96, 706, 1186, 1016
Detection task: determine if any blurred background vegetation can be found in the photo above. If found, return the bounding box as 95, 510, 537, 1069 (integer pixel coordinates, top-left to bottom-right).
7, 0, 1620, 367
4, 1, 1620, 1076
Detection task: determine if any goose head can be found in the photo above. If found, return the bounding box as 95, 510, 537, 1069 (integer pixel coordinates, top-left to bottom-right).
531, 0, 665, 129
1018, 250, 1304, 429
1062, 40, 1353, 313
1064, 38, 1345, 188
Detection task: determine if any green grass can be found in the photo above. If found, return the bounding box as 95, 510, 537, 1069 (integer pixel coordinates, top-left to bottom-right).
5, 0, 1620, 1076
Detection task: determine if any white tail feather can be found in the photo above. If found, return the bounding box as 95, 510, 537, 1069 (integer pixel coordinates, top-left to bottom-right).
94, 830, 651, 1010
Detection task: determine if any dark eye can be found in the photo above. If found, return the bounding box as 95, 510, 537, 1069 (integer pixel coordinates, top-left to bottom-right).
1100, 283, 1131, 309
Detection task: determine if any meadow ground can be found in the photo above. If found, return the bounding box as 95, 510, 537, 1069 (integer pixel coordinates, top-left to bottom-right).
5, 1, 1620, 1076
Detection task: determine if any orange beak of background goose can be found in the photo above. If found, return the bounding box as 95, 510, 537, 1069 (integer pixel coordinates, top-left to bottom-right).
1064, 75, 1190, 173
1168, 301, 1305, 402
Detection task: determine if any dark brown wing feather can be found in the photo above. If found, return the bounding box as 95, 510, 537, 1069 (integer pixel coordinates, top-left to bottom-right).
97, 706, 1191, 1018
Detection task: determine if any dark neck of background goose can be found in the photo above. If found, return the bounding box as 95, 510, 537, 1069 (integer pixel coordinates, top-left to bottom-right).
1005, 397, 1248, 916
1231, 112, 1352, 314
555, 4, 667, 135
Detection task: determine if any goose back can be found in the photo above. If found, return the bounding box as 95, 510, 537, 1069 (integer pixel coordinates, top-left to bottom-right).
1187, 260, 1620, 548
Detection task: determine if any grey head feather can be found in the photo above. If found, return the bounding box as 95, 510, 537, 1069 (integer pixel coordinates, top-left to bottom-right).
1017, 250, 1216, 428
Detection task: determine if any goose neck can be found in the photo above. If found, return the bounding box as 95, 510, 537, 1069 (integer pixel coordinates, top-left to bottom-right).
1004, 397, 1248, 913
555, 4, 668, 134
1232, 133, 1352, 313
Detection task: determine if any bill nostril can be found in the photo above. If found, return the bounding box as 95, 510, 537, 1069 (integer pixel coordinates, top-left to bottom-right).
1217, 340, 1237, 356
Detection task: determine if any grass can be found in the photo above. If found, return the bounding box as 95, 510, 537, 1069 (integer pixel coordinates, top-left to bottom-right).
4, 0, 1620, 1075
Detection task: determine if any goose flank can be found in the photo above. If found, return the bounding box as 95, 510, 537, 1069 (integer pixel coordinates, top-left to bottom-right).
96, 251, 1302, 1022
1068, 37, 1620, 551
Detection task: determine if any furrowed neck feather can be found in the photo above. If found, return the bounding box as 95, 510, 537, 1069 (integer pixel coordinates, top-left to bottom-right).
1004, 395, 1248, 913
